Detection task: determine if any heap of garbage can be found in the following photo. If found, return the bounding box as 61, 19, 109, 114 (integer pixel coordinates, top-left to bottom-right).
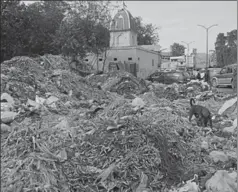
87, 70, 149, 96
147, 80, 212, 102
1, 55, 237, 192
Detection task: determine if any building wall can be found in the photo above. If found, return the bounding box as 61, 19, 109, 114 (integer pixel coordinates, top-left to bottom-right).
83, 49, 137, 72
105, 48, 161, 79
110, 31, 137, 47
135, 48, 160, 78
84, 47, 161, 79
108, 48, 137, 62
104, 48, 137, 70
161, 62, 177, 70
196, 62, 206, 69
130, 31, 138, 46
185, 55, 195, 68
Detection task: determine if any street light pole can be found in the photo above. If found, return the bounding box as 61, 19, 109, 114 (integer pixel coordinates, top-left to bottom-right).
197, 24, 218, 70
181, 41, 194, 68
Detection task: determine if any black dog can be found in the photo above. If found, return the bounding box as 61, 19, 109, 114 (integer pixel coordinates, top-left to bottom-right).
189, 98, 212, 128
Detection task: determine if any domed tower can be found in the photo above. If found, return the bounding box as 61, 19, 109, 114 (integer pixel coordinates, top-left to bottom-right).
110, 8, 137, 47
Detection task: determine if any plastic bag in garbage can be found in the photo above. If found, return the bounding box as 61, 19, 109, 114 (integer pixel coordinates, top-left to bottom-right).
131, 97, 145, 109
218, 97, 237, 115
205, 170, 237, 192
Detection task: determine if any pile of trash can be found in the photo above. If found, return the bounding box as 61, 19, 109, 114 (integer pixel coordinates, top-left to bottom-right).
147, 80, 211, 102
1, 56, 109, 113
1, 90, 237, 191
87, 71, 149, 96
186, 80, 210, 92
1, 56, 46, 103
1, 55, 237, 192
1, 94, 186, 191
33, 54, 93, 77
147, 83, 184, 101
33, 54, 70, 70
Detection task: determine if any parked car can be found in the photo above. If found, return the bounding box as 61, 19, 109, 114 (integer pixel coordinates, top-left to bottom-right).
146, 70, 190, 84
211, 63, 237, 88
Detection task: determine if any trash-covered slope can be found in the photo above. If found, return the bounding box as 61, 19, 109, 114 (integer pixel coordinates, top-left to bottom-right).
1, 55, 237, 192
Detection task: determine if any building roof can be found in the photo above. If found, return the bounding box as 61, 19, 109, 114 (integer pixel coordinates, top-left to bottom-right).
110, 46, 159, 55
161, 52, 171, 56
138, 45, 161, 52
110, 8, 137, 33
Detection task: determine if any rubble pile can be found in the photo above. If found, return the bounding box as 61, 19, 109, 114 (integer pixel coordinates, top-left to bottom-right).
1, 56, 109, 114
148, 83, 184, 101
1, 56, 44, 102
147, 80, 212, 102
34, 54, 93, 77
186, 80, 210, 91
0, 96, 188, 191
1, 55, 237, 192
88, 71, 149, 95
43, 69, 108, 102
34, 54, 70, 70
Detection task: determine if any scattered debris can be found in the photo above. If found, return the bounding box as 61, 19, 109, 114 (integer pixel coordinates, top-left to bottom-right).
1, 55, 237, 192
218, 97, 237, 116
209, 151, 229, 163
1, 93, 15, 105
1, 111, 18, 124
205, 170, 237, 192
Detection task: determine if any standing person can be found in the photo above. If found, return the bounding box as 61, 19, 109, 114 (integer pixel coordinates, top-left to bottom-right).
200, 69, 205, 80
193, 69, 198, 79
204, 70, 209, 82
197, 70, 201, 80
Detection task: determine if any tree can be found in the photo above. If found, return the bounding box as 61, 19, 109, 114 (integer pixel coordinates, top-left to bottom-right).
0, 0, 69, 62
215, 30, 237, 67
1, 0, 27, 62
134, 16, 159, 45
226, 29, 237, 64
215, 33, 226, 67
55, 1, 114, 61
171, 43, 185, 56
92, 23, 110, 70
21, 1, 69, 55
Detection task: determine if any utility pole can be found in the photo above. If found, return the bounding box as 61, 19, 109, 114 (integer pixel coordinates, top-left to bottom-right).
181, 41, 194, 68
197, 24, 218, 70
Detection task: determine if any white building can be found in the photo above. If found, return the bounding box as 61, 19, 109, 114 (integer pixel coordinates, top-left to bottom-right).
84, 8, 162, 79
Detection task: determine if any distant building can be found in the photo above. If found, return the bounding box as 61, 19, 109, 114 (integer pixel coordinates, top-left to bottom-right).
161, 52, 171, 62
160, 48, 210, 70
161, 53, 195, 70
209, 50, 217, 67
194, 52, 206, 69
84, 8, 162, 79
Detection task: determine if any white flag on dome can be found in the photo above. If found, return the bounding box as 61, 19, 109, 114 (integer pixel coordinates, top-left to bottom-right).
123, 1, 127, 8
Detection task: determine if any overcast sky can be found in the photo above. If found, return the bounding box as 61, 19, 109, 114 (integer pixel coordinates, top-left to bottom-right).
122, 1, 237, 53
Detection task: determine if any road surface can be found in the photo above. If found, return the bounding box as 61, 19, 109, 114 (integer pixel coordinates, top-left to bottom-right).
217, 87, 235, 94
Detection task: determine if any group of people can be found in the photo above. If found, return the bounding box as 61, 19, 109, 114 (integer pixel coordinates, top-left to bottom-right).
192, 69, 209, 82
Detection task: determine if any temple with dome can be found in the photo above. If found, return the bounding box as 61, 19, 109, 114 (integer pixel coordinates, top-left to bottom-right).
85, 8, 162, 79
